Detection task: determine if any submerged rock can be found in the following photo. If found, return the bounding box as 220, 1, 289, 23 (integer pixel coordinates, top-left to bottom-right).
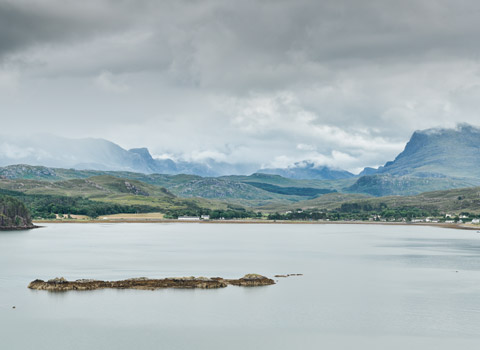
274, 273, 303, 278
28, 274, 275, 291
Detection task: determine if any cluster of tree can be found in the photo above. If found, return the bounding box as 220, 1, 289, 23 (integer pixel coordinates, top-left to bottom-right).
338, 202, 439, 220
339, 202, 388, 213
164, 205, 261, 220
0, 189, 157, 219
0, 195, 33, 228
267, 204, 443, 222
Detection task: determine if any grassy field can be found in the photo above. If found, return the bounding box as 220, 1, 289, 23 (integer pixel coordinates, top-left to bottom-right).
97, 212, 166, 220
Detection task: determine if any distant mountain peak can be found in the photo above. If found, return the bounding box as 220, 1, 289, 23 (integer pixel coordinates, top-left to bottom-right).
258, 161, 354, 180
418, 123, 479, 136
0, 135, 256, 176
363, 123, 480, 178
128, 148, 154, 161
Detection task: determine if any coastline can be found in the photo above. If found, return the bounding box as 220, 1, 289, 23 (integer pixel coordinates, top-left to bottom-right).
32, 219, 480, 231
0, 225, 39, 231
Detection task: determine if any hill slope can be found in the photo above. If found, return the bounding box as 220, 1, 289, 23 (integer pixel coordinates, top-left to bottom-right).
269, 186, 480, 217
258, 161, 355, 180
0, 165, 347, 203
346, 174, 480, 196
0, 175, 235, 219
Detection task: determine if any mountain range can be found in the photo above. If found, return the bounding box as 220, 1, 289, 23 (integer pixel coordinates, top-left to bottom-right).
259, 161, 355, 180
0, 134, 255, 177
1, 124, 480, 191
366, 124, 480, 178
346, 124, 480, 196
0, 134, 356, 179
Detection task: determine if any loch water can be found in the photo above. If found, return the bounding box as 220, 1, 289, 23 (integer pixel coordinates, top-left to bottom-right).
1, 223, 480, 349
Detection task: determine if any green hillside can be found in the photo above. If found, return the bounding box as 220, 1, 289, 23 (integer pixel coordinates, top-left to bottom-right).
346, 174, 480, 196
266, 186, 480, 221
0, 175, 251, 219
0, 165, 349, 204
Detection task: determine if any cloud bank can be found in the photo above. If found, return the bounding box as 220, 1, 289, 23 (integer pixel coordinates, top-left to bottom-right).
1, 0, 480, 173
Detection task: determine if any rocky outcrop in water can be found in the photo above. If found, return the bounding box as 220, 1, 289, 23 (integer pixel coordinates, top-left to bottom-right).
226, 273, 277, 286
28, 274, 275, 291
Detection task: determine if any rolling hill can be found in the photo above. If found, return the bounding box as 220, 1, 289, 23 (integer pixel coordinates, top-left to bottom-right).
0, 165, 346, 205
258, 161, 355, 180
264, 186, 480, 219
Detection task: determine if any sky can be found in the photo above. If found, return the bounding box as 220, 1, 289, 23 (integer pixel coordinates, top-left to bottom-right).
1, 0, 480, 173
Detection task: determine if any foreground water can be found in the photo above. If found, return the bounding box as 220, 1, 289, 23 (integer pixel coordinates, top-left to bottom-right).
1, 223, 480, 349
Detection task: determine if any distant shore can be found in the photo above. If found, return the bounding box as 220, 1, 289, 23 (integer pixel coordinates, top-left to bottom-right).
32, 219, 480, 231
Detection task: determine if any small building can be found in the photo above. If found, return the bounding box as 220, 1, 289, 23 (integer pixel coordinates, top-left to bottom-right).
201, 215, 210, 220
472, 219, 480, 224
445, 220, 455, 224
178, 216, 200, 221
411, 219, 424, 223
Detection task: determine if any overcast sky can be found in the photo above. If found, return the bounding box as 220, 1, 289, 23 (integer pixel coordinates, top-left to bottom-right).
1, 0, 480, 173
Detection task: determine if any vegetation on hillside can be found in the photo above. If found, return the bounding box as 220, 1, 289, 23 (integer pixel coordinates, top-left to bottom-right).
0, 194, 33, 228
347, 174, 480, 196
267, 186, 480, 221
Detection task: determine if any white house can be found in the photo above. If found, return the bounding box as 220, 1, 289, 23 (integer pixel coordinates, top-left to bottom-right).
178, 216, 200, 221
472, 219, 480, 224
201, 215, 210, 220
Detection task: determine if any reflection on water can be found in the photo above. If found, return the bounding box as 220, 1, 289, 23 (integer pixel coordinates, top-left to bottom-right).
1, 223, 480, 350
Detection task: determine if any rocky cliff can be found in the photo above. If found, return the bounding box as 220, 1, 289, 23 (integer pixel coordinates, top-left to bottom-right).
0, 195, 34, 230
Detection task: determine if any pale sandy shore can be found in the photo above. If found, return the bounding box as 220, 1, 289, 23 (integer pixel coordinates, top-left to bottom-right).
32, 219, 480, 231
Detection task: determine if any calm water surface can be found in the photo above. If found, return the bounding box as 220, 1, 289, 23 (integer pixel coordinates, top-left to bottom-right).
1, 223, 480, 349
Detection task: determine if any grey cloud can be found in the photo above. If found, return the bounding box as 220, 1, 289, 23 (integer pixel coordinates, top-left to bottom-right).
0, 0, 133, 60
5, 0, 480, 88
1, 0, 480, 172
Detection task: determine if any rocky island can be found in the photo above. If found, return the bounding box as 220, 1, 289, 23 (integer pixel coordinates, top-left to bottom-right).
28, 274, 275, 291
0, 195, 36, 230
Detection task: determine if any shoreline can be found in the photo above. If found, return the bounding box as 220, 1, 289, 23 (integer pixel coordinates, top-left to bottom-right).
0, 225, 39, 231
32, 219, 480, 231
